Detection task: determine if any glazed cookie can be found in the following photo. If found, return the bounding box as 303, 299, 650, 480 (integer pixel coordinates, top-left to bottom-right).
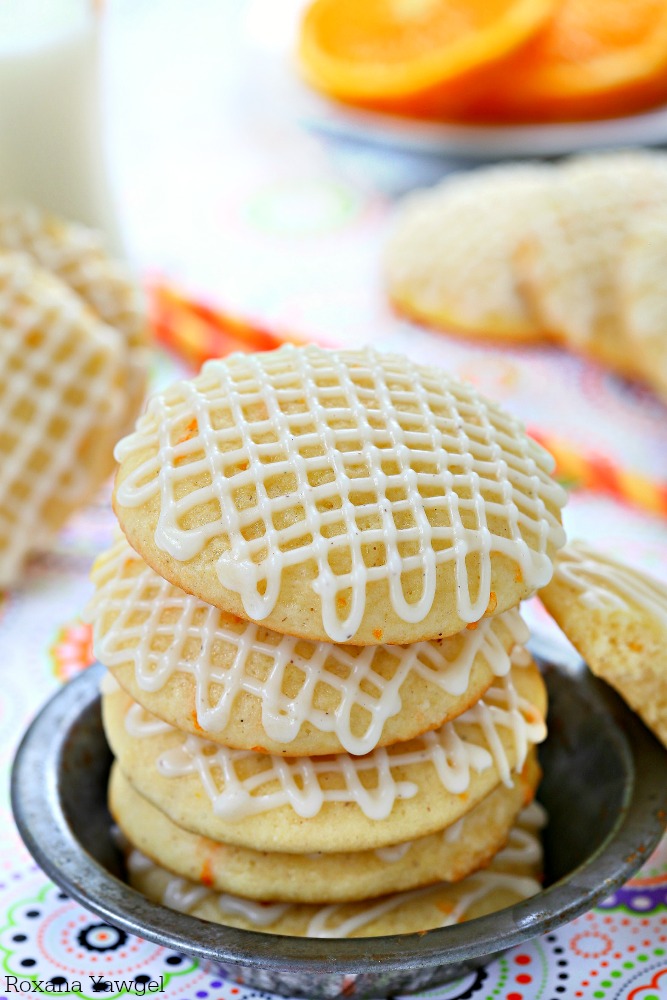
384, 163, 551, 342
102, 661, 547, 854
87, 535, 530, 756
125, 801, 545, 937
540, 541, 667, 748
113, 345, 566, 645
0, 202, 149, 431
0, 252, 125, 586
111, 754, 539, 903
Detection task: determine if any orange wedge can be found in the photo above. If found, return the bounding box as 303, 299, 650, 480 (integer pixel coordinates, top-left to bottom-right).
468, 0, 667, 122
297, 0, 557, 115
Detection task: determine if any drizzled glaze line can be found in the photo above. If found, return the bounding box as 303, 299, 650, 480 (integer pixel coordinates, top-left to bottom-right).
114, 345, 566, 641
126, 805, 543, 937
121, 673, 546, 821
87, 535, 530, 755
552, 541, 667, 626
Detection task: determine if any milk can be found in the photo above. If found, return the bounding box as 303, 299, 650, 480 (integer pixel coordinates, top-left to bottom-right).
0, 0, 122, 253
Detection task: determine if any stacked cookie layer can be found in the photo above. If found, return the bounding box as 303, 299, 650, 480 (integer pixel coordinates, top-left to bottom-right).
88, 344, 567, 937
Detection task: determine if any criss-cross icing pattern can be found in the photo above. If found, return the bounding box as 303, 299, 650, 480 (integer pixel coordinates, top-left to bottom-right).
126, 803, 543, 938
0, 203, 147, 362
0, 253, 124, 585
87, 535, 529, 755
553, 541, 667, 626
114, 345, 566, 642
122, 672, 546, 821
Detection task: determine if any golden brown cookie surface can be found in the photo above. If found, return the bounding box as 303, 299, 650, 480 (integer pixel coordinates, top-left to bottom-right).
113, 345, 566, 645
110, 755, 539, 903
88, 535, 531, 756
102, 660, 547, 853
540, 541, 667, 747
125, 801, 545, 937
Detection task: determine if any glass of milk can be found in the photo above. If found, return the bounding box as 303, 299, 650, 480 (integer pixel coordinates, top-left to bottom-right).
0, 0, 122, 252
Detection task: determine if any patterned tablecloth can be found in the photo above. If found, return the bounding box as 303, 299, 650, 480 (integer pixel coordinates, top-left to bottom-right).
2, 2, 667, 999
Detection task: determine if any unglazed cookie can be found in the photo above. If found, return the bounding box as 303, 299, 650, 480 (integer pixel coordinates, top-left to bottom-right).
110, 754, 539, 903
0, 252, 125, 587
87, 534, 531, 756
516, 152, 667, 377
540, 541, 667, 748
0, 201, 149, 431
124, 801, 545, 937
102, 661, 547, 853
619, 207, 667, 403
384, 163, 551, 342
113, 345, 566, 645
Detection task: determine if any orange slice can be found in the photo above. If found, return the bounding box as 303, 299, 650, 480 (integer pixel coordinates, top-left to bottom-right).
468, 0, 667, 122
297, 0, 557, 113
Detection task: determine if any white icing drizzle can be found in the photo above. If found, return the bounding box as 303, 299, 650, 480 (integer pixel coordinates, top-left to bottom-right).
495, 803, 547, 866
114, 345, 566, 642
124, 703, 173, 739
373, 841, 413, 864
86, 535, 530, 755
122, 673, 546, 821
443, 816, 465, 844
304, 871, 541, 938
0, 202, 147, 419
553, 542, 667, 626
129, 809, 543, 937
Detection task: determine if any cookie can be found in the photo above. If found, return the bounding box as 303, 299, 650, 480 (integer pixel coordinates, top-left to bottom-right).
87, 534, 530, 756
384, 163, 551, 342
0, 252, 125, 586
0, 201, 149, 431
619, 206, 667, 403
516, 151, 667, 377
539, 541, 667, 748
113, 345, 566, 645
124, 801, 545, 937
109, 753, 539, 903
102, 660, 547, 853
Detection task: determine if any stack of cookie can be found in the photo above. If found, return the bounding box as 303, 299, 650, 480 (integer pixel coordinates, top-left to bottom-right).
385, 150, 667, 403
0, 202, 149, 586
87, 344, 567, 937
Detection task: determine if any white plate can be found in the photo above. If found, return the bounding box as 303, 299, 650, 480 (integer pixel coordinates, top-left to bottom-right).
297, 89, 667, 160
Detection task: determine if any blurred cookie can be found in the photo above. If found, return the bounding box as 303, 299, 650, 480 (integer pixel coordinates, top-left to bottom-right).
102, 660, 547, 853
385, 163, 551, 342
540, 541, 667, 747
0, 252, 125, 586
0, 201, 149, 431
110, 753, 540, 903
619, 206, 667, 403
516, 151, 667, 377
124, 801, 545, 937
113, 345, 566, 645
87, 534, 530, 756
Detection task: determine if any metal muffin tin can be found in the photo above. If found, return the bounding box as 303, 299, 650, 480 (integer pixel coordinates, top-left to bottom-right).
11, 658, 667, 999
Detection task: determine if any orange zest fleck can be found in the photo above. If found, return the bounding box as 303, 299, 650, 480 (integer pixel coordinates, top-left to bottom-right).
372, 628, 383, 640
191, 710, 203, 733
485, 591, 498, 616
200, 858, 214, 888
176, 418, 198, 445
466, 621, 479, 631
